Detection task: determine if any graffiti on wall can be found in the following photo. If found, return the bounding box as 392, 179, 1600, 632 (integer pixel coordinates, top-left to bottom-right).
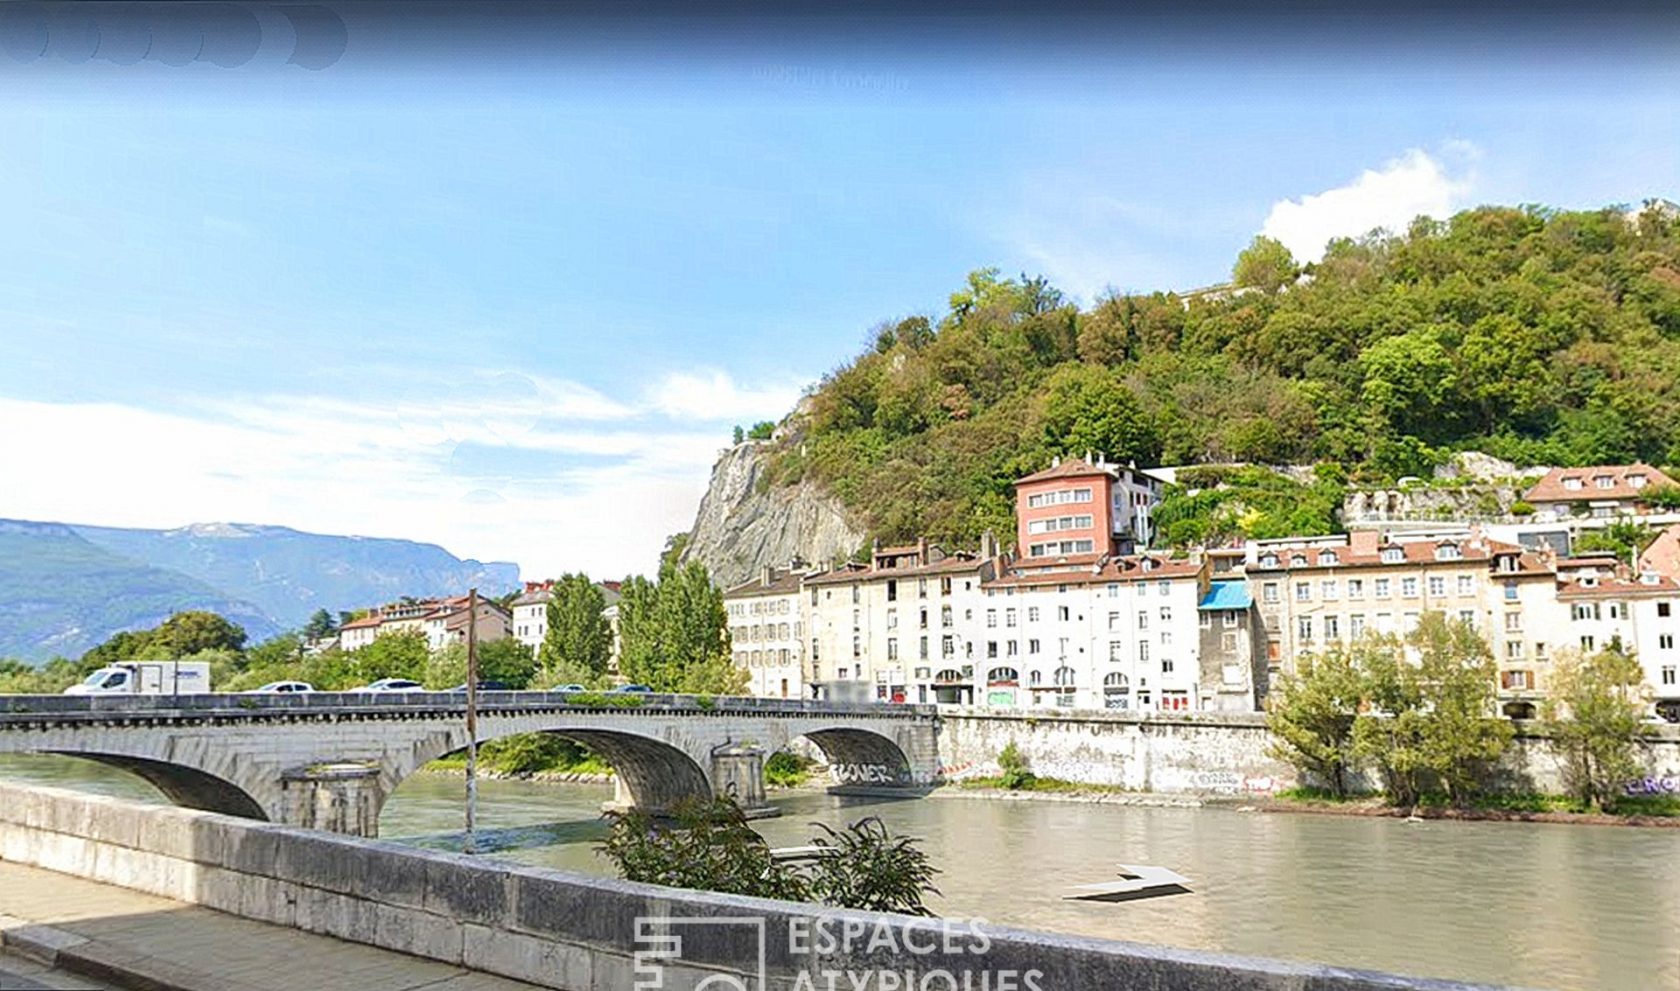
830, 763, 907, 785
1623, 775, 1680, 796
1191, 770, 1280, 795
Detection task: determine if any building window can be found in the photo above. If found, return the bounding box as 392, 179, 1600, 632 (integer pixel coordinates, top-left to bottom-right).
1436, 543, 1462, 561
1006, 608, 1018, 627
1580, 635, 1595, 651
1200, 612, 1212, 629
919, 636, 929, 659
941, 577, 953, 595
986, 609, 997, 628
887, 609, 898, 630
1322, 580, 1338, 600
1658, 602, 1671, 618
987, 641, 998, 659
1347, 579, 1364, 599
1224, 611, 1239, 628
1028, 606, 1040, 622
1108, 583, 1121, 598
1139, 641, 1150, 662
1457, 575, 1474, 596
1058, 605, 1071, 622
1160, 606, 1172, 623
1108, 611, 1121, 631
1029, 638, 1041, 654
1263, 583, 1279, 603
1161, 630, 1173, 646
1505, 612, 1522, 632
1109, 641, 1123, 662
1572, 603, 1599, 622
1297, 617, 1313, 642
1504, 582, 1518, 602
1382, 548, 1404, 564
886, 580, 897, 602
1506, 641, 1522, 659
1401, 577, 1419, 598
1375, 578, 1391, 598
1158, 580, 1170, 596
1161, 657, 1174, 674
1428, 576, 1446, 596
1350, 614, 1365, 638
1661, 634, 1675, 650
1324, 616, 1340, 640
918, 579, 928, 598
1296, 582, 1311, 602
1007, 640, 1019, 657
1663, 665, 1676, 686
1138, 610, 1149, 629
1321, 551, 1339, 566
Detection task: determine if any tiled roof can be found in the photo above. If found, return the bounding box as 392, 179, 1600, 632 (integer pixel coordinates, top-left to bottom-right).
1557, 575, 1680, 599
986, 554, 1199, 589
340, 616, 381, 629
1524, 463, 1676, 504
1250, 538, 1494, 571
724, 569, 806, 597
512, 589, 553, 606
1015, 458, 1115, 485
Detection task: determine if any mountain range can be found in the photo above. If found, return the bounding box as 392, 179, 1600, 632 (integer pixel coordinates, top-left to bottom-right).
0, 519, 520, 662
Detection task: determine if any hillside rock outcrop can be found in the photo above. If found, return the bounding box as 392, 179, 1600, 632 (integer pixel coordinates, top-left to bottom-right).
679, 442, 866, 588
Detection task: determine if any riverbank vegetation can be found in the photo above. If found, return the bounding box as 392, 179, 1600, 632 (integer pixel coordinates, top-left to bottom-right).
427, 734, 614, 779
1268, 612, 1658, 815
600, 797, 940, 914
752, 204, 1680, 552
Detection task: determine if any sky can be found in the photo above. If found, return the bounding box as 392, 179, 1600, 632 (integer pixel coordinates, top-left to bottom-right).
1, 3, 1678, 580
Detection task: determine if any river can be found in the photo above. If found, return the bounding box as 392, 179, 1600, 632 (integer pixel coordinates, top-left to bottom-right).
2, 755, 1675, 991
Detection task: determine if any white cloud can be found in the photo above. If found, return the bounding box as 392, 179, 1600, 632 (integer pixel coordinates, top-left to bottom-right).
1260, 144, 1479, 262
646, 370, 806, 423
0, 372, 767, 585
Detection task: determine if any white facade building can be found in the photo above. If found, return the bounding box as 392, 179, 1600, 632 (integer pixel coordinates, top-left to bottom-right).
724, 566, 808, 699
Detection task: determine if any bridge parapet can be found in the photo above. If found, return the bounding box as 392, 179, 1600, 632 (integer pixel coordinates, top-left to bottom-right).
0, 694, 942, 835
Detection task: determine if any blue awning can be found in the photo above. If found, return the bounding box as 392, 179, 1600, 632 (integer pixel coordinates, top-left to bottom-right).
1198, 580, 1251, 611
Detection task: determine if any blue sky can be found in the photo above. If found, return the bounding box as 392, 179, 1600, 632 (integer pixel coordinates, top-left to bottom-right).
2, 6, 1678, 580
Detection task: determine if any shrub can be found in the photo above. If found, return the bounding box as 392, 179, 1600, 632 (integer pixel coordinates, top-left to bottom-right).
764, 750, 814, 787
1509, 500, 1536, 516
996, 739, 1036, 790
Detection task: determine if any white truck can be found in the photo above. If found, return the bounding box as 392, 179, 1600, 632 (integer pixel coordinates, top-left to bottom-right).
63, 660, 211, 696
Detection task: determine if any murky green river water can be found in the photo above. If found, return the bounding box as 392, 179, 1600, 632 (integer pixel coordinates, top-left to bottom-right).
3, 754, 1675, 990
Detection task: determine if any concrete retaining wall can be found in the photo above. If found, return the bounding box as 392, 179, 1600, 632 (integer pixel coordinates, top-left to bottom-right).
936, 709, 1680, 796
0, 781, 1519, 990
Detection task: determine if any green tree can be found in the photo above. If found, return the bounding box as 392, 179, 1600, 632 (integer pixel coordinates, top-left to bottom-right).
1544, 644, 1652, 810
1351, 633, 1430, 806
302, 609, 338, 640
746, 421, 776, 440
1266, 642, 1366, 798
348, 630, 429, 684
1409, 613, 1513, 806
1039, 364, 1160, 464
144, 611, 248, 658
1571, 518, 1654, 563
1232, 235, 1298, 292
731, 425, 745, 444
538, 574, 611, 682
616, 562, 744, 694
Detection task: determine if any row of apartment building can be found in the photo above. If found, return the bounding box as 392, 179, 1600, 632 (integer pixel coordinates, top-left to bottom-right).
723, 457, 1680, 721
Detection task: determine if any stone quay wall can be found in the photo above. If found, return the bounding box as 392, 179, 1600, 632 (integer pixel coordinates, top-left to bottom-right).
0, 781, 1521, 991
935, 708, 1680, 797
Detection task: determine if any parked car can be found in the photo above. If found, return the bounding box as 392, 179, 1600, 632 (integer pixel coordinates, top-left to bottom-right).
447, 680, 514, 692
551, 683, 587, 692
611, 684, 653, 693
353, 678, 425, 693
244, 681, 314, 694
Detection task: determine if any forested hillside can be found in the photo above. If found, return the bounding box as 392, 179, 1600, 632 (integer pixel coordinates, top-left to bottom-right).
758, 203, 1680, 551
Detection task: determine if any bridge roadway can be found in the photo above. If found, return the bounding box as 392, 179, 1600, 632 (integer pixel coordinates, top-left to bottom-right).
0, 693, 940, 835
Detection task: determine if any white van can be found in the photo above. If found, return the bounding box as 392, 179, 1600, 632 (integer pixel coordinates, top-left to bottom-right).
63, 661, 211, 696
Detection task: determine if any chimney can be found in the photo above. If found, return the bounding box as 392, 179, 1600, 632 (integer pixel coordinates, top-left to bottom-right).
917, 536, 929, 562
761, 563, 774, 587
980, 530, 998, 559
1051, 455, 1061, 468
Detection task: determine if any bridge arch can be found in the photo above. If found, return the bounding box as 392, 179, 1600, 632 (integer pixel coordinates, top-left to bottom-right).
793, 725, 915, 787
46, 751, 271, 820
398, 724, 714, 816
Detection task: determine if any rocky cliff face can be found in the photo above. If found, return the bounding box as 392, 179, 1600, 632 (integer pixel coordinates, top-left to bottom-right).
679, 441, 866, 588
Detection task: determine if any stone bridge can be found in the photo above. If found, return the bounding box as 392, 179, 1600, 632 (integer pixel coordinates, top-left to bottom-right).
0, 693, 939, 836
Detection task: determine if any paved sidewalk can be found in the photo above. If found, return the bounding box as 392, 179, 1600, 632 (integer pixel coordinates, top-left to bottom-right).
0, 862, 545, 991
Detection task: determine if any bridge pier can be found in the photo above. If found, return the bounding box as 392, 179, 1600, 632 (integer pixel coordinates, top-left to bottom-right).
279, 762, 383, 837
709, 743, 779, 819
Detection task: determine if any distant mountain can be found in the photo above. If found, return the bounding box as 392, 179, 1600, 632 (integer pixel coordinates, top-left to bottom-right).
71, 522, 521, 632
0, 519, 521, 662
0, 520, 278, 661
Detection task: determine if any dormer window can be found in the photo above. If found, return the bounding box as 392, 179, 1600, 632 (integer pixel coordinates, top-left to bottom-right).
1141, 558, 1155, 573
1320, 551, 1339, 566
1260, 554, 1280, 569
1563, 476, 1583, 491
1497, 555, 1518, 573
1290, 554, 1308, 567
1580, 576, 1599, 588
1595, 475, 1614, 489
1629, 474, 1648, 488
1640, 571, 1660, 586
1381, 547, 1404, 564
1436, 543, 1461, 561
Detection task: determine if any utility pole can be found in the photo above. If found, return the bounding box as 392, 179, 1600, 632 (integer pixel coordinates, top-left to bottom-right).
464, 587, 480, 855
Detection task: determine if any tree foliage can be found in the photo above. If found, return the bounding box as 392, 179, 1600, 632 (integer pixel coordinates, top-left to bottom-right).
538, 575, 611, 681
1266, 642, 1366, 798
764, 205, 1680, 550
617, 562, 745, 694
599, 798, 938, 915
1544, 644, 1652, 810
